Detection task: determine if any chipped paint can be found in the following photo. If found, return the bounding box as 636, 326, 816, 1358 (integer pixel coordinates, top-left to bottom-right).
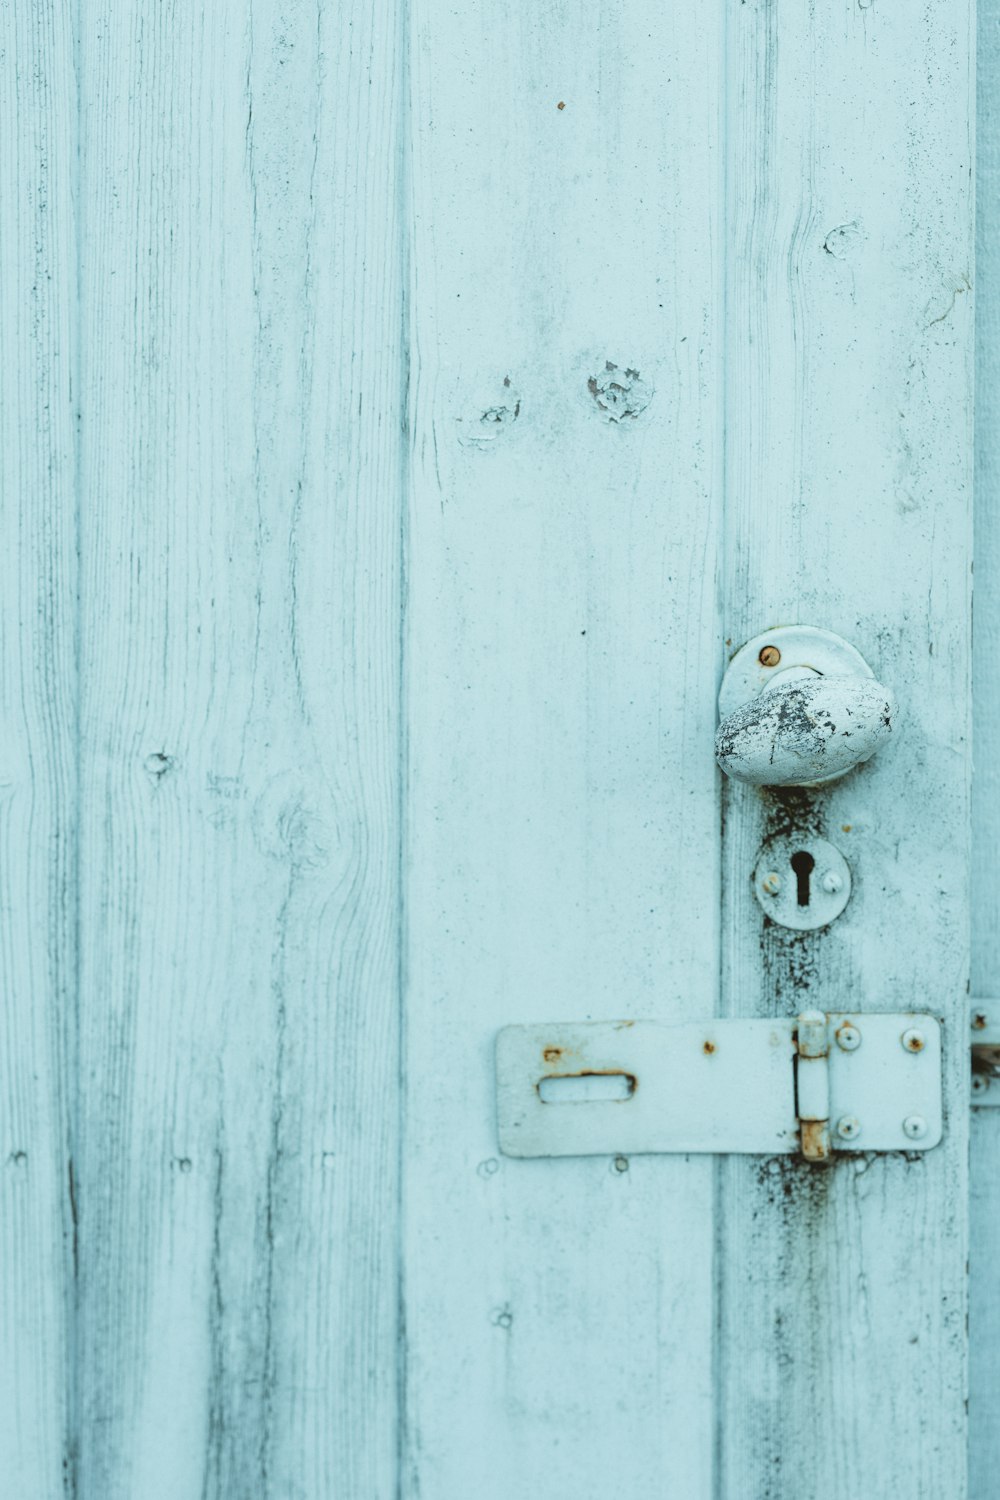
716, 677, 897, 787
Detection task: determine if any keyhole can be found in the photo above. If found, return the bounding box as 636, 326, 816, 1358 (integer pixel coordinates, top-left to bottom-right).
790, 849, 815, 907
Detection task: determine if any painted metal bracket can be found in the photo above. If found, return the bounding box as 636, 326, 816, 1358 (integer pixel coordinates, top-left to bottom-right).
971, 999, 1000, 1106
496, 1011, 943, 1162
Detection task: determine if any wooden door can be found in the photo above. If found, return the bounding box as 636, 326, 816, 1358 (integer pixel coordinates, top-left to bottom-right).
2, 2, 974, 1497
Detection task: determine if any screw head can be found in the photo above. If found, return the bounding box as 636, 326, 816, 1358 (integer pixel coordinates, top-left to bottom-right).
972, 1010, 989, 1032
836, 1115, 861, 1141
901, 1028, 925, 1054
902, 1115, 928, 1140
820, 870, 844, 895
759, 645, 781, 667
761, 872, 782, 895
835, 1023, 862, 1052
972, 1075, 990, 1097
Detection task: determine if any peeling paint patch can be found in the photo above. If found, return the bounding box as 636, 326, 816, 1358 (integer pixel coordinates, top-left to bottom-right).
822, 220, 863, 260
715, 678, 896, 788
587, 361, 652, 422
456, 375, 521, 447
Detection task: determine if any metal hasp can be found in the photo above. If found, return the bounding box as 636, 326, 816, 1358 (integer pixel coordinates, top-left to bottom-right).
971, 999, 1000, 1106
716, 626, 898, 788
496, 1011, 943, 1161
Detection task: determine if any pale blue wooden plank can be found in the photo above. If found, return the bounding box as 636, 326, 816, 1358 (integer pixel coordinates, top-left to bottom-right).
403, 2, 725, 1492
74, 3, 405, 1494
0, 3, 78, 1492
970, 0, 1000, 1489
719, 1, 973, 1495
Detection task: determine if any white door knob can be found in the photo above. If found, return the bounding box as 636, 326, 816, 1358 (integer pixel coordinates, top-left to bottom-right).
715, 627, 898, 788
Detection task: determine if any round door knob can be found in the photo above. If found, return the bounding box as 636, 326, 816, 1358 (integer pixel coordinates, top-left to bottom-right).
715, 627, 898, 788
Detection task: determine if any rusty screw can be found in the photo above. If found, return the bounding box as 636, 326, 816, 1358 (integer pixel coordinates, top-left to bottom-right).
759, 645, 781, 667
972, 1010, 989, 1032
836, 1115, 861, 1141
901, 1028, 925, 1054
761, 872, 782, 896
902, 1115, 928, 1140
836, 1023, 861, 1052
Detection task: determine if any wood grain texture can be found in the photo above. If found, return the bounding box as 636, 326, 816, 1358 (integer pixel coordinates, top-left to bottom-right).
403, 2, 725, 1493
0, 4, 78, 1493
5, 2, 978, 1494
719, 3, 973, 1497
971, 0, 1000, 1490
74, 3, 404, 1495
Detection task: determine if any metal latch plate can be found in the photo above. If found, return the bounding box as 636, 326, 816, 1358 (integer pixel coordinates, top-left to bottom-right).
496, 1013, 942, 1158
971, 999, 1000, 1106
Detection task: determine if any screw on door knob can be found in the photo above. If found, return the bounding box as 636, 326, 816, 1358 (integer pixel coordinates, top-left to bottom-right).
715, 627, 898, 788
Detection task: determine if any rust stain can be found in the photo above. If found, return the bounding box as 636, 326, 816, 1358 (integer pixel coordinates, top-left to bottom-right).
542, 1047, 564, 1062
703, 1039, 717, 1055
557, 100, 566, 110
574, 1069, 635, 1083
800, 1120, 831, 1163
841, 824, 852, 832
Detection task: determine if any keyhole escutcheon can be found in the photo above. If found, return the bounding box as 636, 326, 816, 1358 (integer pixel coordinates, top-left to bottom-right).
753, 835, 851, 931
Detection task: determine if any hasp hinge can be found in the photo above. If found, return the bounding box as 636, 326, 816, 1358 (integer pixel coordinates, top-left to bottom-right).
795, 1010, 833, 1162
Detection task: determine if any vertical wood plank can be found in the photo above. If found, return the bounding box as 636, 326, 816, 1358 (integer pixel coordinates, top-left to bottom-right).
76, 3, 404, 1494
719, 3, 973, 1497
403, 5, 725, 1493
970, 0, 1000, 1489
0, 3, 77, 1493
